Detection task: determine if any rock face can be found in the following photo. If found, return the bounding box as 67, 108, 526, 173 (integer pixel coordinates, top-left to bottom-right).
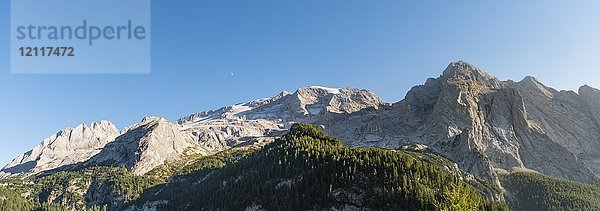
1, 121, 119, 174
320, 61, 600, 184
2, 62, 599, 186
178, 86, 385, 124
85, 117, 202, 175
176, 86, 386, 154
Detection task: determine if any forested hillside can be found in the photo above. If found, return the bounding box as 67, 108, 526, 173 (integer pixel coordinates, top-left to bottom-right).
0, 166, 163, 211
501, 171, 600, 211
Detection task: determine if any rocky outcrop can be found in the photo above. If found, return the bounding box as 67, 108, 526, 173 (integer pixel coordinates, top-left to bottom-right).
178, 86, 385, 124
1, 121, 119, 175
85, 117, 202, 175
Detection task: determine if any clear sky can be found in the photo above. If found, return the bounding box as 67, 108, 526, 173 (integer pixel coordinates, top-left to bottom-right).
1, 0, 599, 165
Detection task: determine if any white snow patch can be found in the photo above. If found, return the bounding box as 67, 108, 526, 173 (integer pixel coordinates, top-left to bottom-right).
181, 114, 220, 128
447, 126, 462, 139
309, 86, 341, 94
230, 104, 252, 115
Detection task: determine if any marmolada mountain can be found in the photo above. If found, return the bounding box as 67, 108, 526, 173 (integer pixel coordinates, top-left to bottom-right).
2, 61, 600, 210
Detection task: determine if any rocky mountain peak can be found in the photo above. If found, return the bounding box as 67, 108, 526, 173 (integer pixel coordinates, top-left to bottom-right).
178, 86, 385, 125
579, 84, 600, 96
442, 61, 494, 80
271, 86, 385, 118
298, 85, 341, 94
140, 116, 166, 124
438, 61, 504, 91
90, 120, 116, 130
518, 76, 543, 86
86, 117, 197, 175
1, 121, 120, 175
578, 85, 600, 136
517, 76, 557, 98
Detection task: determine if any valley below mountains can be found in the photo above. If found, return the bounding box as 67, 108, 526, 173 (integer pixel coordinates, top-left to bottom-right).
1, 61, 600, 210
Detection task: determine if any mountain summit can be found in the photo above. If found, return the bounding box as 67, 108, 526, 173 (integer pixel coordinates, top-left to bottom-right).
2, 121, 119, 174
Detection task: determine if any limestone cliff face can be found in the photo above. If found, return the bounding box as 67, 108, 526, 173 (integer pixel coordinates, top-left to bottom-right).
85, 117, 201, 175
321, 61, 599, 185
514, 78, 600, 181
2, 121, 120, 174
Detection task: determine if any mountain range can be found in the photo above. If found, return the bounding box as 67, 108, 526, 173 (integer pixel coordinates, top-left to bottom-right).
2, 61, 600, 210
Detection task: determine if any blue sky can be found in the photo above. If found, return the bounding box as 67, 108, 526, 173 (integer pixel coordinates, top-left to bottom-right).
1, 0, 599, 165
